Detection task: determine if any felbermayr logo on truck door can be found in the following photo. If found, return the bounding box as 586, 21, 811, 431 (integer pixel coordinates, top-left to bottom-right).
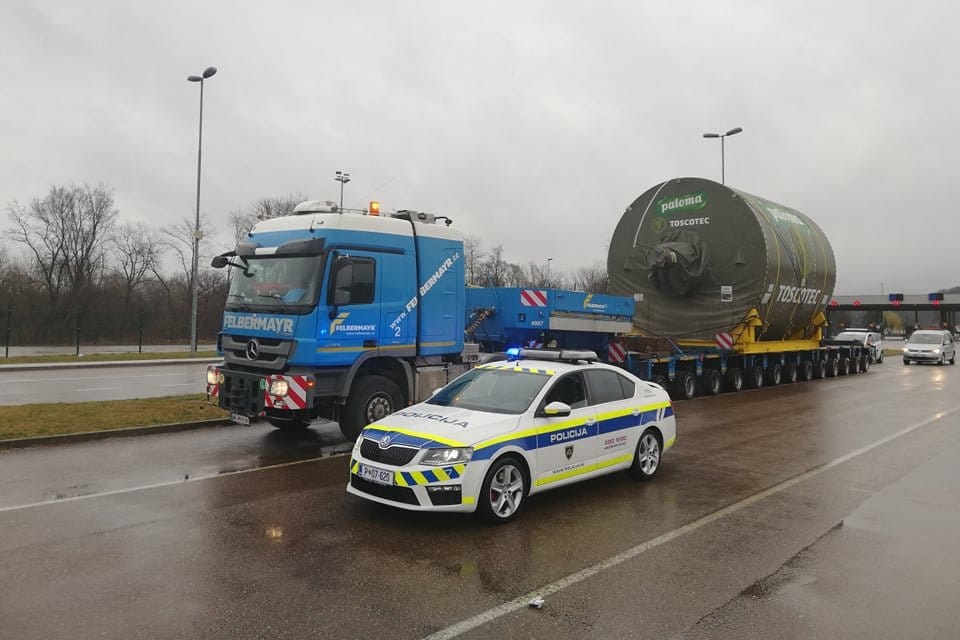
223, 312, 294, 337
651, 191, 710, 232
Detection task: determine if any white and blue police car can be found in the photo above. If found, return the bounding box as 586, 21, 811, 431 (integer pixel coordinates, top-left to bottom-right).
346, 349, 676, 522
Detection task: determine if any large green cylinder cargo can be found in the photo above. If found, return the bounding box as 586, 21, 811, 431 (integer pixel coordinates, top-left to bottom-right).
607, 177, 836, 342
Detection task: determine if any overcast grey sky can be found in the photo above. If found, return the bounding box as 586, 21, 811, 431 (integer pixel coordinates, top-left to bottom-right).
1, 0, 957, 294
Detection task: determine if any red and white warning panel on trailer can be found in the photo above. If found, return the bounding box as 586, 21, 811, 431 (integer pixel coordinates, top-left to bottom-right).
608, 342, 627, 363
715, 332, 734, 350
520, 289, 548, 307
264, 374, 310, 410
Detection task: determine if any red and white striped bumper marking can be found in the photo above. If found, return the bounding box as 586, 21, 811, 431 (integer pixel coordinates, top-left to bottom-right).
520, 289, 548, 307
715, 332, 734, 350
264, 374, 310, 410
207, 366, 220, 399
608, 342, 627, 363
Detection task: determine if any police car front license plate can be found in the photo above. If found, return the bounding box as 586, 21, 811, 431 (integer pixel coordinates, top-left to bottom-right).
358, 463, 394, 486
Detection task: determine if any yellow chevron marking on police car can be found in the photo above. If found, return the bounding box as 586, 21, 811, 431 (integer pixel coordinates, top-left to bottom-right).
362, 425, 466, 447
351, 460, 359, 473
411, 471, 428, 485
433, 467, 450, 481
665, 435, 676, 449
535, 454, 633, 486
395, 473, 409, 487
462, 496, 476, 505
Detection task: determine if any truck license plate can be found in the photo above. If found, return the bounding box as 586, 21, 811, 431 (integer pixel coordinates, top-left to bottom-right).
230, 413, 251, 426
358, 463, 394, 486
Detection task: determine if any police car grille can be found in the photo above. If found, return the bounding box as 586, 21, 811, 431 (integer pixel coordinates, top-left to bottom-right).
350, 476, 419, 505
359, 439, 419, 466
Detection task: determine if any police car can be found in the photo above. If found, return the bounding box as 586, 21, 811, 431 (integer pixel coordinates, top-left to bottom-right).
346, 349, 676, 522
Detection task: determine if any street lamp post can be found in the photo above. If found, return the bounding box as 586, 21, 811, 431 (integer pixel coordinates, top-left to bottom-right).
334, 171, 351, 212
702, 126, 743, 184
187, 65, 217, 354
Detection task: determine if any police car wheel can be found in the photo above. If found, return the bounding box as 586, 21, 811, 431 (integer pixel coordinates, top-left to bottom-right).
628, 429, 662, 480
341, 375, 403, 441
478, 456, 527, 523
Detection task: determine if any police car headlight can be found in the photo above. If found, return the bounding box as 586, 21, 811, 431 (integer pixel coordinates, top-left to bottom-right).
269, 380, 289, 396
206, 369, 219, 385
421, 447, 473, 466
933, 348, 941, 354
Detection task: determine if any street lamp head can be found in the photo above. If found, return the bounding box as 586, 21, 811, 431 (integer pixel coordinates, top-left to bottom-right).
187, 75, 203, 82
703, 132, 720, 138
725, 127, 743, 136
202, 66, 218, 79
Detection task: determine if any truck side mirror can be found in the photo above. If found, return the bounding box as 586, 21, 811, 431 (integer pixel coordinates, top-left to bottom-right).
211, 256, 228, 268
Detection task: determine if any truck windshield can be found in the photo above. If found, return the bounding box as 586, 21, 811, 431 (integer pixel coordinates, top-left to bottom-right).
226, 255, 323, 310
427, 367, 550, 415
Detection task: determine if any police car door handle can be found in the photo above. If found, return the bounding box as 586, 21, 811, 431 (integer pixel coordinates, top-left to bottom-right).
585, 418, 596, 426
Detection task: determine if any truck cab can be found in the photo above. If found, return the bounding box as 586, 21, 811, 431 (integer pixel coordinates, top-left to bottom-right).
207, 201, 469, 440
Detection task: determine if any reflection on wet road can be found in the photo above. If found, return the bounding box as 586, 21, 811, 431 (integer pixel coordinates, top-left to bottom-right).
2, 362, 959, 639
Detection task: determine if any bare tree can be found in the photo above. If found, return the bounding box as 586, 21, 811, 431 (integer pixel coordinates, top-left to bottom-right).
228, 194, 307, 245
571, 262, 609, 293
7, 183, 118, 309
110, 222, 163, 304
160, 215, 213, 287
478, 245, 509, 287
463, 234, 485, 286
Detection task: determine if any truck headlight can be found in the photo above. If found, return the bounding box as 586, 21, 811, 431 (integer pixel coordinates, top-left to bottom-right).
269, 379, 289, 396
421, 447, 473, 466
207, 369, 219, 385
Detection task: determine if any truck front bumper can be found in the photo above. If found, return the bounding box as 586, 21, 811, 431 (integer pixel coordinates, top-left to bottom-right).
206, 365, 315, 421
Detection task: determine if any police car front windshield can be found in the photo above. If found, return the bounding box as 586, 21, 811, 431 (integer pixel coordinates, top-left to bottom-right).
226, 256, 322, 310
427, 367, 550, 415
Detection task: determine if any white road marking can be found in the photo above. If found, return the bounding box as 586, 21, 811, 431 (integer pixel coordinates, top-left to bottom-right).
6, 371, 205, 384
0, 457, 326, 514
421, 405, 960, 640
76, 387, 116, 392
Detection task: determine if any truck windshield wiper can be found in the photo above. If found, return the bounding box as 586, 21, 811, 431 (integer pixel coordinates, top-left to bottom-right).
258, 294, 289, 313
226, 293, 250, 310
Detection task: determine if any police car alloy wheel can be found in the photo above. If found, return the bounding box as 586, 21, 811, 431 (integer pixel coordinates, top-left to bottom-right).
629, 429, 661, 480
479, 456, 527, 523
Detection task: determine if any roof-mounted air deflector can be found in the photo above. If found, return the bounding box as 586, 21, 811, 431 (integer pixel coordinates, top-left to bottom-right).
236, 242, 260, 257
276, 237, 326, 256
293, 200, 339, 215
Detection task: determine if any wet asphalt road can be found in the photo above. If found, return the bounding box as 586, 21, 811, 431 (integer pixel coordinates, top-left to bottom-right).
2, 361, 959, 639
0, 363, 211, 405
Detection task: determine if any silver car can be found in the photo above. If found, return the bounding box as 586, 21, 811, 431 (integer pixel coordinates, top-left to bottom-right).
834, 330, 884, 363
903, 330, 957, 365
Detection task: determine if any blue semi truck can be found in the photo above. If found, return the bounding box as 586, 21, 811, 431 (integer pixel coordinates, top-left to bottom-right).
206, 201, 632, 440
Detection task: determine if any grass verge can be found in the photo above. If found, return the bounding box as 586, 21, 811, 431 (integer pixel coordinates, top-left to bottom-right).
0, 394, 228, 441
0, 351, 218, 365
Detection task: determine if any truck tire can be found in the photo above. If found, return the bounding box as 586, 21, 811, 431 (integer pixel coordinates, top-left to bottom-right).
860, 355, 871, 372
766, 363, 782, 386
750, 366, 765, 389
828, 358, 840, 377
340, 375, 404, 441
651, 375, 669, 391
817, 360, 828, 379
799, 361, 814, 381
783, 362, 798, 383
704, 369, 723, 396
673, 372, 696, 400
726, 368, 743, 392
840, 357, 851, 375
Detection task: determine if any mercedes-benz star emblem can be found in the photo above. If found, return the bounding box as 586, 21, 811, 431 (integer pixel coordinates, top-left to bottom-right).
246, 339, 260, 360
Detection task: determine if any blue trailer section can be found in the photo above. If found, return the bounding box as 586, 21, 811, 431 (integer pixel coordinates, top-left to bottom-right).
465, 287, 634, 354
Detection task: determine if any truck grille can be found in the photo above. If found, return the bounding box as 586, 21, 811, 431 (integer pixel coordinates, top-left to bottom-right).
222, 334, 295, 371
350, 475, 419, 505
360, 438, 419, 466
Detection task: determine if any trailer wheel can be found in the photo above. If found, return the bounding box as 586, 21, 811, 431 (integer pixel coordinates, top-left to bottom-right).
860, 355, 871, 372
840, 357, 851, 375
816, 360, 828, 379
750, 366, 765, 389
651, 375, 669, 391
726, 368, 743, 392
766, 363, 782, 386
782, 362, 798, 383
705, 369, 722, 395
341, 375, 403, 441
799, 361, 814, 381
828, 358, 840, 377
673, 372, 696, 400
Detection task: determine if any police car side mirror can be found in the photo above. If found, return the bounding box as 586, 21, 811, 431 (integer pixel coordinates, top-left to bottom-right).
540, 401, 571, 418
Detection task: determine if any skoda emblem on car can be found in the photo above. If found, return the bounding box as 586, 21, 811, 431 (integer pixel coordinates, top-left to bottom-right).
245, 338, 260, 361
379, 434, 393, 447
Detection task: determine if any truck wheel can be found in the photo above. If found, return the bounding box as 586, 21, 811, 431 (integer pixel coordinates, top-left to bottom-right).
860, 355, 871, 372
705, 369, 722, 396
750, 366, 765, 389
341, 375, 403, 441
840, 357, 851, 375
726, 368, 744, 392
799, 361, 814, 381
816, 360, 828, 379
673, 372, 696, 400
766, 363, 782, 386
651, 375, 669, 391
828, 358, 840, 377
783, 362, 798, 383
